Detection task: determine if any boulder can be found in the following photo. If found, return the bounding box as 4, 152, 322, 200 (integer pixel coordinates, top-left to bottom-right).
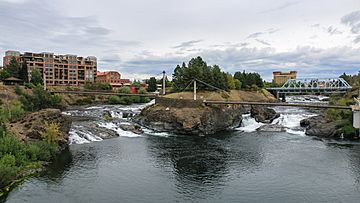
305, 121, 342, 138
256, 124, 287, 132
250, 106, 280, 123
119, 123, 143, 134
300, 115, 325, 127
134, 103, 244, 135
8, 108, 72, 149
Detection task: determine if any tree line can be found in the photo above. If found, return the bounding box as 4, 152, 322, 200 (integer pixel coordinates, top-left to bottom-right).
0, 56, 43, 85
171, 56, 263, 91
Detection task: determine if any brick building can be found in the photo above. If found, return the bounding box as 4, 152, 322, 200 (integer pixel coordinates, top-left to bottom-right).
272, 71, 297, 85
96, 71, 131, 90
3, 50, 97, 86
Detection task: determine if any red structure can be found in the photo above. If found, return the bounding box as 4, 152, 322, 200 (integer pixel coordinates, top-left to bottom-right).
96, 71, 131, 90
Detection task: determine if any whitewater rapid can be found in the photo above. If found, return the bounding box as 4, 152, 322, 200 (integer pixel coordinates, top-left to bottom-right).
237, 95, 322, 135
65, 95, 322, 144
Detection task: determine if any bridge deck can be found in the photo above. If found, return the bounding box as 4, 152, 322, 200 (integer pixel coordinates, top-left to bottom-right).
50, 90, 158, 98
204, 100, 352, 110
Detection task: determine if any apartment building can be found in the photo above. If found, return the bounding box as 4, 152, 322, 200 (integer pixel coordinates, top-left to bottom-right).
3, 50, 97, 85
272, 71, 297, 85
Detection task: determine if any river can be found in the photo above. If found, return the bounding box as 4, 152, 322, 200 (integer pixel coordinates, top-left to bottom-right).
4, 96, 360, 202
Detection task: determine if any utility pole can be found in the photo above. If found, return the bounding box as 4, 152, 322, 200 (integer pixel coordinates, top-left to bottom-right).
162, 70, 166, 95
193, 80, 197, 101
43, 69, 47, 91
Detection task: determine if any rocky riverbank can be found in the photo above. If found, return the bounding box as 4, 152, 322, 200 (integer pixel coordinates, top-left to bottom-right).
300, 115, 358, 140
7, 108, 72, 149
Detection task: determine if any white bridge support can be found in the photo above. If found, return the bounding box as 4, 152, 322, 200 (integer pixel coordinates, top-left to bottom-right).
353, 97, 360, 138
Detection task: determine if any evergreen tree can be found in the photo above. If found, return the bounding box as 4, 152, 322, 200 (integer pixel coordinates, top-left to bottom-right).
19, 61, 29, 82
30, 69, 43, 86
0, 69, 11, 81
147, 77, 157, 92
6, 57, 19, 78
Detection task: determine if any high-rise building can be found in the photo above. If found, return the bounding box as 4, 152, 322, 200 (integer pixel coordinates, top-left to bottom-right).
3, 50, 97, 86
272, 71, 297, 85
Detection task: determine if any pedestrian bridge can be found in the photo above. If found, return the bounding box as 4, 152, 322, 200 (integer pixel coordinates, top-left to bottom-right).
266, 78, 352, 95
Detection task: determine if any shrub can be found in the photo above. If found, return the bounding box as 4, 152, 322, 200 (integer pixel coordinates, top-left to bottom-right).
24, 82, 34, 89
14, 85, 23, 95
0, 101, 25, 122
84, 82, 112, 91
108, 96, 122, 104
138, 87, 147, 94
0, 154, 18, 188
118, 86, 131, 94
40, 122, 60, 144
28, 141, 59, 162
20, 85, 64, 111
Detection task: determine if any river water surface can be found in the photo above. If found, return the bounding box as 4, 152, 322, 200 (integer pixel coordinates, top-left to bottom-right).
4, 96, 360, 202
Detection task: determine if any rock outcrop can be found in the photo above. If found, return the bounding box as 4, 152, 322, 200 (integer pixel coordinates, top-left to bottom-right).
8, 108, 72, 149
250, 106, 280, 123
135, 103, 245, 135
256, 124, 287, 132
300, 116, 343, 138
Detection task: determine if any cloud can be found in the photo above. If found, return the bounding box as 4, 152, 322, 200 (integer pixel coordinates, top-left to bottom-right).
327, 26, 342, 35
341, 10, 360, 34
311, 24, 320, 28
255, 39, 271, 46
341, 10, 360, 43
115, 45, 360, 80
246, 32, 264, 39
259, 1, 300, 14
172, 40, 202, 49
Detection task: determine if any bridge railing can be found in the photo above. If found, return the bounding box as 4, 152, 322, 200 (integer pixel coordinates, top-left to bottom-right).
267, 78, 352, 91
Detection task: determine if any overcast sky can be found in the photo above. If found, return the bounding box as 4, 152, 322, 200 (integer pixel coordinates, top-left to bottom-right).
0, 0, 359, 81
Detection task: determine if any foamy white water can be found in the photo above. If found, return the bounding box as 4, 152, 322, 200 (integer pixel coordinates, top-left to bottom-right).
69, 126, 103, 145
98, 122, 142, 138
237, 114, 264, 132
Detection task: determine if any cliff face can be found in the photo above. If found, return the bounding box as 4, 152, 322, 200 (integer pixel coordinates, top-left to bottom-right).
8, 108, 72, 149
135, 103, 245, 135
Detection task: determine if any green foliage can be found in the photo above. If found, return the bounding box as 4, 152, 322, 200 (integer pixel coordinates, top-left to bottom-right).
234, 71, 264, 88
132, 81, 141, 88
226, 73, 236, 90
108, 96, 122, 104
0, 154, 18, 189
14, 85, 23, 95
234, 79, 241, 90
20, 85, 64, 111
0, 69, 11, 81
340, 123, 357, 137
138, 87, 147, 94
19, 61, 29, 82
172, 57, 230, 91
146, 77, 157, 92
118, 86, 131, 94
84, 82, 112, 91
0, 132, 59, 189
325, 97, 353, 122
30, 69, 43, 86
6, 57, 20, 78
24, 82, 34, 89
0, 101, 26, 122
40, 122, 60, 144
